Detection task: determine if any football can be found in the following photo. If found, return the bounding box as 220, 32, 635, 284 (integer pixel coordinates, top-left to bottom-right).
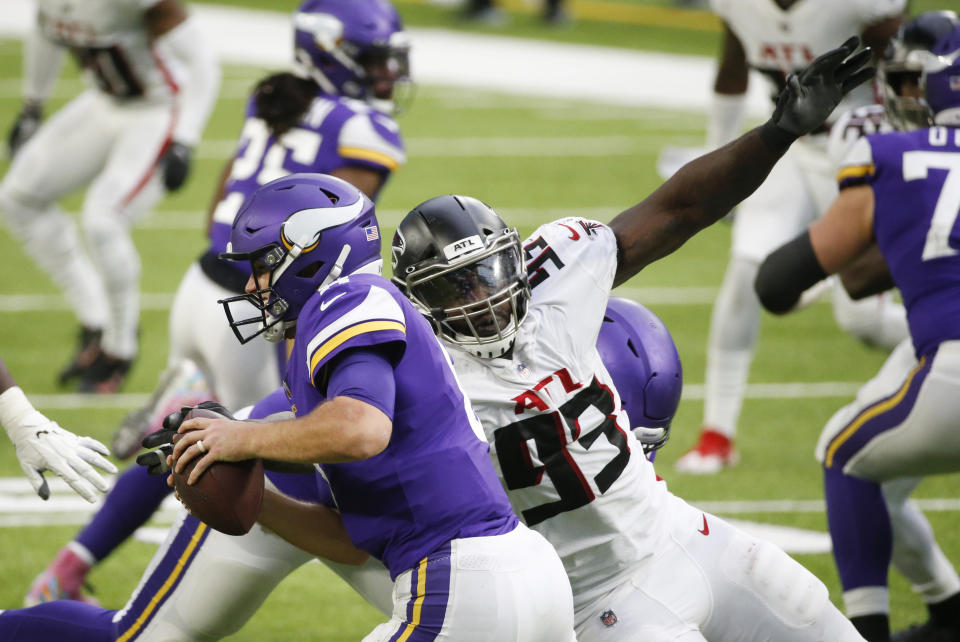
172, 407, 265, 536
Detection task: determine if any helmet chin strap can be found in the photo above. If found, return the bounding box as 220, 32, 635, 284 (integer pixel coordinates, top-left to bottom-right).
317, 245, 352, 292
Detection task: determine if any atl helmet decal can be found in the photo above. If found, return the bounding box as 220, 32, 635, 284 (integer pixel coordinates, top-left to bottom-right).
279, 197, 367, 253
442, 235, 483, 260
390, 227, 406, 269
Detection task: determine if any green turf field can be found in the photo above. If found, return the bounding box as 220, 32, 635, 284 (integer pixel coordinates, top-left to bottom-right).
1, 2, 957, 639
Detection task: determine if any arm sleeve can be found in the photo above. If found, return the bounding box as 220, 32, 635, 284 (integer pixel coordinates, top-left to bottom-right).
154, 16, 221, 146
755, 231, 828, 315
326, 348, 396, 421
22, 24, 64, 106
706, 92, 747, 150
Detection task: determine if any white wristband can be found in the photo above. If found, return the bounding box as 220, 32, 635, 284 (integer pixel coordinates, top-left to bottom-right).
0, 386, 38, 438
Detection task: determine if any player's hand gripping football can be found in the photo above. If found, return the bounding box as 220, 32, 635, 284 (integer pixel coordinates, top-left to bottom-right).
136, 401, 233, 476
8, 412, 117, 503
6, 101, 42, 157
770, 36, 875, 138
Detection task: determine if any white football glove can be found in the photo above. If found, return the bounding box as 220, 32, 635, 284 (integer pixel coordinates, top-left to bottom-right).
0, 387, 117, 503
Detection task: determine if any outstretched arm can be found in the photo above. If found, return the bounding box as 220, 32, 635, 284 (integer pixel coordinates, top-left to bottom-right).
610, 37, 875, 286
0, 358, 117, 502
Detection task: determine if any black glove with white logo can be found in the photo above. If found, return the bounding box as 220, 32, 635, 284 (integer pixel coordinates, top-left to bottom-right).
160, 141, 192, 191
764, 37, 875, 145
136, 401, 234, 475
7, 101, 42, 157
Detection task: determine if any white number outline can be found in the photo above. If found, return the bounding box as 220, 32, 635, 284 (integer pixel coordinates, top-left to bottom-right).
212, 118, 324, 226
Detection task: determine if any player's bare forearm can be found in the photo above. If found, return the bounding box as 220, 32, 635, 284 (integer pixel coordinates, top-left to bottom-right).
248, 397, 391, 464
838, 243, 895, 300
610, 126, 789, 286
258, 489, 368, 565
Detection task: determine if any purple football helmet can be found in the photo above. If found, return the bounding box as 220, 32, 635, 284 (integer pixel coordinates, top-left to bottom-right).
919, 12, 960, 126
219, 173, 382, 344
293, 0, 411, 111
598, 297, 683, 455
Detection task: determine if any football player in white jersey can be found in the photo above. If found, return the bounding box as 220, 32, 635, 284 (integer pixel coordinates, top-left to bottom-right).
22, 0, 411, 609
676, 0, 909, 474
0, 357, 116, 503
0, 0, 221, 393
388, 38, 875, 641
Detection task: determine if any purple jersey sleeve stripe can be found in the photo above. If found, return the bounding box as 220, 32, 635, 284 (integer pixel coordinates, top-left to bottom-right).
338, 146, 401, 171
824, 353, 932, 469
836, 163, 874, 190
308, 320, 405, 374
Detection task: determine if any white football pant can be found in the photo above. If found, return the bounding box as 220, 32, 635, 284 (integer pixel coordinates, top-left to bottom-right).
0, 89, 173, 358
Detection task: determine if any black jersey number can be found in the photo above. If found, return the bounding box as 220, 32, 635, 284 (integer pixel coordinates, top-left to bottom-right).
493, 377, 631, 526
70, 45, 144, 98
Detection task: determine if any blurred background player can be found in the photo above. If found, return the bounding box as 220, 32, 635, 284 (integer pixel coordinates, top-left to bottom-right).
23, 0, 410, 607
0, 356, 116, 504
755, 15, 960, 641
676, 0, 908, 474
0, 0, 221, 393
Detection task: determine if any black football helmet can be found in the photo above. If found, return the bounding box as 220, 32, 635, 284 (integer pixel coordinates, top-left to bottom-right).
391, 195, 529, 358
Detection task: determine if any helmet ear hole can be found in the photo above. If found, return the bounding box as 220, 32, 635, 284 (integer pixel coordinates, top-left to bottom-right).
318, 188, 340, 204
297, 261, 325, 279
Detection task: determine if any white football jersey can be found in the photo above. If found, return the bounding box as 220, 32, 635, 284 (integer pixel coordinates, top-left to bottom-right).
710, 0, 905, 122
36, 0, 181, 100
447, 218, 671, 611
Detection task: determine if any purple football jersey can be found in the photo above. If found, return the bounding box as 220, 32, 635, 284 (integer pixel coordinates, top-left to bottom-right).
284, 273, 517, 578
207, 93, 406, 283
848, 127, 960, 355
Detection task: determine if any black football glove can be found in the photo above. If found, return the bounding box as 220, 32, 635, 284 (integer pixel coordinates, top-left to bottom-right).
769, 36, 875, 140
7, 101, 42, 157
160, 141, 192, 191
136, 401, 235, 475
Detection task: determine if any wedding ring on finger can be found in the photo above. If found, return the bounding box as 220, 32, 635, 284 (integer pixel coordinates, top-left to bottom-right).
197, 439, 206, 454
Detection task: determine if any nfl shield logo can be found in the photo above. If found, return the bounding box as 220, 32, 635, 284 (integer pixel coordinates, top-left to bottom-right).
365, 226, 380, 241
600, 610, 618, 627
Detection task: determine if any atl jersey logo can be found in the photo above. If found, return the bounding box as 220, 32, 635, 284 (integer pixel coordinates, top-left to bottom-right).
757, 42, 815, 70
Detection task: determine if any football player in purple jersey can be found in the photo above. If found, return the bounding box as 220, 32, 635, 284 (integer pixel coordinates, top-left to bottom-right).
23, 0, 411, 609
0, 357, 116, 503
171, 172, 577, 640
756, 16, 960, 642
0, 0, 221, 393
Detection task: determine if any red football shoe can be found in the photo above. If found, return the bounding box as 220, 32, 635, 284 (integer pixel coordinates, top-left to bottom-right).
674, 428, 739, 474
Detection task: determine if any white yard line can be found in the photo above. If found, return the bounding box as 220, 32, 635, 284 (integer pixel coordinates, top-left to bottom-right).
19, 383, 860, 411
4, 478, 957, 556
